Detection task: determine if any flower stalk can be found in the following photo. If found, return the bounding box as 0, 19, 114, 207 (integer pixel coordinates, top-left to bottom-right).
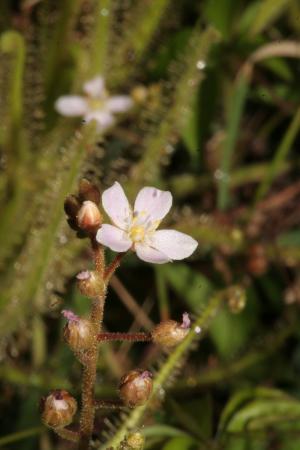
78, 240, 106, 450
97, 332, 152, 342
41, 180, 198, 449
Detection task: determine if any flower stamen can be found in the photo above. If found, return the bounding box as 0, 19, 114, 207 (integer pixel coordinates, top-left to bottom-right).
129, 225, 146, 242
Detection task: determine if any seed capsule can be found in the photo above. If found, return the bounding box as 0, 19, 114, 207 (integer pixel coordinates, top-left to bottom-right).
40, 390, 77, 429
119, 370, 153, 408
77, 200, 102, 232
62, 310, 93, 351
76, 270, 104, 298
152, 313, 190, 348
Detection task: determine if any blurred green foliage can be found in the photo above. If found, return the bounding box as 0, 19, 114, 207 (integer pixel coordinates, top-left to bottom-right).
1, 0, 300, 449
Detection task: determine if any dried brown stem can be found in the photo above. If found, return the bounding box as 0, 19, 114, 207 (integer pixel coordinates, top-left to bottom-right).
97, 332, 152, 342
78, 240, 106, 450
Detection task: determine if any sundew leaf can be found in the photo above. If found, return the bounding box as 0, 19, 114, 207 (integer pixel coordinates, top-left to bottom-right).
219, 387, 300, 434
0, 124, 97, 338
260, 58, 293, 81
161, 436, 197, 450
149, 29, 191, 79
222, 435, 268, 450
203, 0, 239, 39
249, 0, 293, 36
226, 398, 300, 432
235, 1, 261, 35
129, 26, 220, 190
217, 72, 249, 210
182, 93, 200, 164
255, 106, 300, 201
142, 425, 190, 439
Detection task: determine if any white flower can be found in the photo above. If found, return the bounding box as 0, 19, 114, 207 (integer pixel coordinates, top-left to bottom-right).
55, 76, 133, 132
96, 182, 198, 264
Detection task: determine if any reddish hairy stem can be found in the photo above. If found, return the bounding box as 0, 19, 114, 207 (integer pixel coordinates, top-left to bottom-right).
104, 253, 126, 282
97, 332, 152, 342
78, 240, 106, 450
94, 399, 127, 410
54, 428, 79, 442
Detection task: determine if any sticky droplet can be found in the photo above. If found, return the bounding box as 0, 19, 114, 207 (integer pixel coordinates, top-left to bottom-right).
196, 60, 206, 70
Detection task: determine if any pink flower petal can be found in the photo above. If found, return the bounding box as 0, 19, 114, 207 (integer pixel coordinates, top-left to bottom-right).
61, 310, 80, 322
83, 76, 105, 98
96, 224, 132, 252
134, 187, 172, 223
55, 96, 88, 117
106, 96, 133, 113
151, 230, 198, 260
84, 110, 115, 131
101, 182, 132, 229
135, 243, 170, 264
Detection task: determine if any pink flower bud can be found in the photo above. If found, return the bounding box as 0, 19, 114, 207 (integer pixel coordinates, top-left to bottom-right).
40, 390, 77, 429
76, 270, 104, 298
77, 200, 102, 232
62, 310, 93, 351
151, 313, 190, 348
119, 369, 153, 408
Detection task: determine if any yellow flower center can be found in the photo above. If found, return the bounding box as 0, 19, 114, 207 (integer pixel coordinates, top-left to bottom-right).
88, 98, 105, 110
129, 226, 145, 243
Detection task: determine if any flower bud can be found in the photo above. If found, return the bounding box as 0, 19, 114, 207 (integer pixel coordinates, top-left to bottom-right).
64, 195, 81, 219
131, 85, 147, 104
76, 270, 104, 298
226, 285, 246, 314
62, 310, 93, 351
77, 200, 102, 232
246, 243, 268, 276
79, 178, 101, 204
122, 431, 145, 449
119, 370, 153, 408
151, 313, 190, 348
40, 390, 77, 429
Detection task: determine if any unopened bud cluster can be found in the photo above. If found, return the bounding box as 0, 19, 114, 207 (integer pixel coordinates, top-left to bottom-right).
40, 390, 77, 429
119, 369, 153, 408
152, 313, 190, 348
64, 178, 102, 233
